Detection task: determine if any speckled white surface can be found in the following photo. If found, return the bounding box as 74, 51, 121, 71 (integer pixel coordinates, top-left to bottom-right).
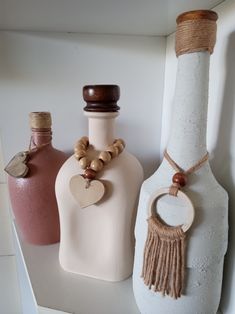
133, 52, 228, 314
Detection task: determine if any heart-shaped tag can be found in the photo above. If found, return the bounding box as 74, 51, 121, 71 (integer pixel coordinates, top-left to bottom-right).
69, 175, 105, 208
4, 151, 29, 178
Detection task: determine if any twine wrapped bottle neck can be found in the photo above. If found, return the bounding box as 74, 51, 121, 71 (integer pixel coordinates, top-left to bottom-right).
30, 128, 52, 148
29, 112, 52, 147
175, 10, 218, 57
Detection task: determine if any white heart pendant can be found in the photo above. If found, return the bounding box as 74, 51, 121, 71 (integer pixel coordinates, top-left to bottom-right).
4, 151, 29, 178
69, 175, 105, 208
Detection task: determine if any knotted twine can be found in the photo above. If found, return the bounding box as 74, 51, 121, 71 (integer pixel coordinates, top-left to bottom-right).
141, 151, 209, 299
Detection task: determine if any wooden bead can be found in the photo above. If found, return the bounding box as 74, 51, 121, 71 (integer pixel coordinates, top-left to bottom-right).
114, 142, 124, 154
75, 149, 86, 160
172, 172, 187, 187
115, 139, 125, 148
79, 157, 88, 169
99, 151, 111, 164
75, 143, 87, 151
84, 168, 97, 180
90, 158, 103, 172
107, 145, 119, 158
80, 136, 89, 147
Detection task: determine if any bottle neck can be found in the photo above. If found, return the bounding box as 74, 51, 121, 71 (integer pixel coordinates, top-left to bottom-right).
167, 51, 210, 168
31, 128, 52, 148
84, 112, 118, 150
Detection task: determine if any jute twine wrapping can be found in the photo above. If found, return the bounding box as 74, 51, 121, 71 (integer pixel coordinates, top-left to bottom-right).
175, 18, 217, 57
29, 112, 52, 129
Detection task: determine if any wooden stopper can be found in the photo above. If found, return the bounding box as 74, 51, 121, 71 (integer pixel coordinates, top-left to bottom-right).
83, 85, 120, 112
175, 10, 218, 57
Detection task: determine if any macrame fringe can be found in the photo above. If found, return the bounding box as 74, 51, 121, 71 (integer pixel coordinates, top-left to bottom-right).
141, 216, 186, 299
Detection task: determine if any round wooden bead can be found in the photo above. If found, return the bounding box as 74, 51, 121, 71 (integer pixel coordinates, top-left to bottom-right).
90, 158, 104, 172
115, 139, 125, 148
99, 151, 111, 164
172, 172, 187, 187
84, 168, 97, 180
75, 149, 86, 160
80, 136, 89, 147
107, 145, 119, 158
114, 142, 124, 153
79, 157, 88, 169
75, 143, 87, 151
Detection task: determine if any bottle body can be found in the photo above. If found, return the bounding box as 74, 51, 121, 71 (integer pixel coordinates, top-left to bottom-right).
133, 51, 228, 313
56, 112, 144, 281
8, 126, 68, 245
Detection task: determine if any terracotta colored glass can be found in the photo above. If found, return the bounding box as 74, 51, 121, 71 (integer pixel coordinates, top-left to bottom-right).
8, 112, 68, 245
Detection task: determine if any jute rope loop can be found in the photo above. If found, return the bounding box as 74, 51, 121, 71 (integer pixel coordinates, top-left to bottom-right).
175, 19, 217, 57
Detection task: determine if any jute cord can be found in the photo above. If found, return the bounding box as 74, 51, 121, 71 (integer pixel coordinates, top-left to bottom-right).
28, 130, 52, 153
164, 150, 209, 196
29, 112, 52, 129
175, 19, 217, 57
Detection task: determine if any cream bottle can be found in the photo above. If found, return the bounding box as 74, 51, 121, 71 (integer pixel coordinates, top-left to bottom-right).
133, 11, 228, 314
55, 85, 144, 281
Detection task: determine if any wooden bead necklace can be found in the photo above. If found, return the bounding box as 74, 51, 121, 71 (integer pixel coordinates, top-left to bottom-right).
69, 136, 125, 208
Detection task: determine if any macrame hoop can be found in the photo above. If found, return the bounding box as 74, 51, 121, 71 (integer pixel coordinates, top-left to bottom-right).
141, 187, 195, 299
148, 187, 195, 233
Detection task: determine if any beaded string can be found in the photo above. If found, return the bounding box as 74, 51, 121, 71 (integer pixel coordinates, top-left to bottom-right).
164, 150, 209, 196
74, 136, 125, 186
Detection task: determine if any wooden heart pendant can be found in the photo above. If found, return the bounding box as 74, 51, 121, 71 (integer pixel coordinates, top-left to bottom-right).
69, 175, 105, 208
4, 151, 29, 178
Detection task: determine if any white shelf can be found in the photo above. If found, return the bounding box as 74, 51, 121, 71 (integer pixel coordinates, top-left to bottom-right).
0, 0, 224, 35
12, 222, 140, 314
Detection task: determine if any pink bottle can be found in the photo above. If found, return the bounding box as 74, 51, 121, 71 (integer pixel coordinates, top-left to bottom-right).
7, 112, 68, 245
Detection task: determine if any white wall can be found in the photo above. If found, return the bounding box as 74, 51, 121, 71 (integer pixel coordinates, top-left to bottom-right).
162, 0, 235, 313
0, 32, 166, 178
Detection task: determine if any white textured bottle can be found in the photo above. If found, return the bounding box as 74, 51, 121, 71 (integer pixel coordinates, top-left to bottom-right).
56, 85, 144, 281
133, 10, 228, 314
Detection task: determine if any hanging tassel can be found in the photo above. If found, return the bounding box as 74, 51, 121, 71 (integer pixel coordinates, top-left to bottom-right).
141, 215, 186, 299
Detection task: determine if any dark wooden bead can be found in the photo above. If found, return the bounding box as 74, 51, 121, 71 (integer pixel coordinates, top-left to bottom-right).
84, 168, 97, 180
172, 172, 187, 187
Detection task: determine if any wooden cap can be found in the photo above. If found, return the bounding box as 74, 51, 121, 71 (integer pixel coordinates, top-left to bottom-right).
83, 85, 120, 112
29, 112, 52, 129
176, 10, 218, 24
